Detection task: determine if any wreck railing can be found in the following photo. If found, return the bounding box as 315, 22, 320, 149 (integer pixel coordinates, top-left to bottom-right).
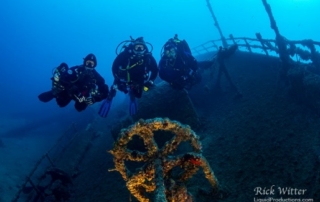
192, 33, 320, 64
12, 123, 78, 202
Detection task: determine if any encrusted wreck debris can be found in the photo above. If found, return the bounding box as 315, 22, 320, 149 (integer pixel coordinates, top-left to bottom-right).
109, 118, 218, 202
198, 0, 320, 73
195, 0, 320, 113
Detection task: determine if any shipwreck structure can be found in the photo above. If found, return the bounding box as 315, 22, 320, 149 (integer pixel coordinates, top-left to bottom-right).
11, 0, 320, 202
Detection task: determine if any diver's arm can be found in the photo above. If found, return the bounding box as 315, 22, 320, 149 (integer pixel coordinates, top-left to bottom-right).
148, 56, 159, 82
189, 56, 198, 72
158, 57, 168, 70
93, 70, 106, 87
112, 52, 127, 79
181, 54, 198, 76
93, 71, 109, 100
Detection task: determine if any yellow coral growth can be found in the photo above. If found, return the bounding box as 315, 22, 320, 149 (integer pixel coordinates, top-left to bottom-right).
108, 118, 218, 202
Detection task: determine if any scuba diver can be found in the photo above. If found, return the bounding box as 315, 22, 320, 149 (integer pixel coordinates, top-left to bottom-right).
158, 34, 201, 90
213, 45, 242, 98
99, 36, 158, 117
38, 54, 109, 112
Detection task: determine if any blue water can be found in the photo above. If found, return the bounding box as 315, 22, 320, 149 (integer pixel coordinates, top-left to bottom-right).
1, 0, 319, 117
0, 0, 319, 200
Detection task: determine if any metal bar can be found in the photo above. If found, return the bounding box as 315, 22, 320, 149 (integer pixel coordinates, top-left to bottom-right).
206, 0, 228, 48
27, 177, 45, 200
262, 0, 290, 78
244, 39, 252, 53
45, 153, 55, 167
256, 33, 269, 56
154, 159, 167, 202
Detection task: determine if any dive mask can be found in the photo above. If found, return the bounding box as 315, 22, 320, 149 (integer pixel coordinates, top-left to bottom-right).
165, 47, 177, 59
133, 44, 146, 55
85, 60, 95, 69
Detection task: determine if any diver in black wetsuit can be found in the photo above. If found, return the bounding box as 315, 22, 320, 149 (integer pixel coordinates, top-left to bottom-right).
38, 54, 109, 112
158, 34, 201, 90
98, 37, 158, 117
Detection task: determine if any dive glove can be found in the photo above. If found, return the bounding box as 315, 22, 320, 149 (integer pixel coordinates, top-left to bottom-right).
74, 93, 95, 105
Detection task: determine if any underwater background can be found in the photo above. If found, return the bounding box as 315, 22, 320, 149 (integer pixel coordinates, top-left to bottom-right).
1, 0, 320, 201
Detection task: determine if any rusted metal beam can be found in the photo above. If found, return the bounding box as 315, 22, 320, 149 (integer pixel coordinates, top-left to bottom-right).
256, 33, 269, 56
262, 0, 291, 79
206, 0, 228, 48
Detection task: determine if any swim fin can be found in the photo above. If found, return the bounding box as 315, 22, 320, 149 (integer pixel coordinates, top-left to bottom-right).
98, 98, 113, 118
38, 91, 54, 102
129, 96, 137, 116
